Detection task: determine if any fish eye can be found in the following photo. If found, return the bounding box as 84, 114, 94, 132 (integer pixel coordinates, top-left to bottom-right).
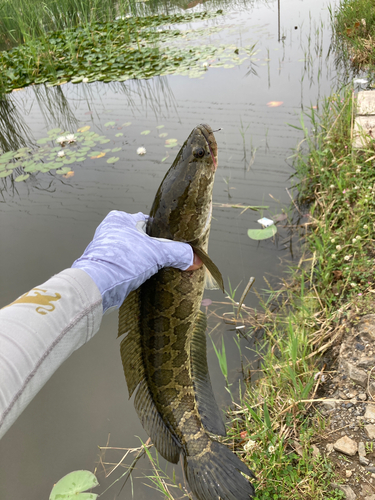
193, 148, 205, 158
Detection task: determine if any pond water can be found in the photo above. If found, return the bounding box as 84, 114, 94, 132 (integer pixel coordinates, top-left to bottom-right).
0, 0, 338, 498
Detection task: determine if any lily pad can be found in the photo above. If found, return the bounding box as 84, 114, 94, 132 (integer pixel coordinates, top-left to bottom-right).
49, 470, 99, 500
156, 125, 165, 129
141, 130, 151, 135
104, 121, 116, 127
0, 151, 16, 162
23, 162, 38, 172
14, 174, 30, 182
56, 167, 72, 174
247, 225, 277, 240
112, 147, 122, 152
36, 137, 50, 145
0, 170, 12, 177
107, 157, 119, 164
115, 133, 123, 137
122, 122, 132, 127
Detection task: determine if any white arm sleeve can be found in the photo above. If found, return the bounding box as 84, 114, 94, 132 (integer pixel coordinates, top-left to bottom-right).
0, 268, 103, 439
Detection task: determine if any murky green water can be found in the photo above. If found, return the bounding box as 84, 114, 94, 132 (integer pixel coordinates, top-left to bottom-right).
0, 0, 337, 498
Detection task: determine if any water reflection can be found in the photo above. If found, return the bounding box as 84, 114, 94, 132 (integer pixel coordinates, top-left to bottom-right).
0, 94, 33, 152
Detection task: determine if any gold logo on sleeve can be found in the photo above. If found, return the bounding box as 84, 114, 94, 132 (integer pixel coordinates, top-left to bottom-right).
3, 288, 62, 315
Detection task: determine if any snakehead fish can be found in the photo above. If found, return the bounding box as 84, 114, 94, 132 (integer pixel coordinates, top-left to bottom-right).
118, 124, 255, 500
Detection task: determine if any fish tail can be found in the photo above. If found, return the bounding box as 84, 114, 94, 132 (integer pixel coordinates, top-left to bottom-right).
183, 440, 256, 500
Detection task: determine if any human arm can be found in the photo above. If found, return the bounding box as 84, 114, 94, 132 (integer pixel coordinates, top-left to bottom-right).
0, 211, 199, 439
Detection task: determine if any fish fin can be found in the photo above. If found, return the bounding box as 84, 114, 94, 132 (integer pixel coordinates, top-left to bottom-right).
118, 289, 140, 339
184, 440, 256, 500
191, 246, 224, 293
134, 380, 181, 464
119, 290, 145, 398
190, 310, 226, 437
204, 268, 220, 290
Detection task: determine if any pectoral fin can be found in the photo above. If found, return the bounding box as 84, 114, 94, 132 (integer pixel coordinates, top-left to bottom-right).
118, 290, 145, 398
191, 246, 224, 293
190, 310, 226, 436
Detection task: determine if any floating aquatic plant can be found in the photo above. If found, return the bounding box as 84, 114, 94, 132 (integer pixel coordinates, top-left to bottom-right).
0, 126, 121, 181
0, 11, 255, 93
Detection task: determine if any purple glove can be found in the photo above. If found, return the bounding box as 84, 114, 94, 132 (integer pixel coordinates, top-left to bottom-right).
72, 211, 195, 313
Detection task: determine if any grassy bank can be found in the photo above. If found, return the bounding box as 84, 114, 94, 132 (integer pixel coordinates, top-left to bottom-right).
332, 0, 375, 71
230, 82, 375, 497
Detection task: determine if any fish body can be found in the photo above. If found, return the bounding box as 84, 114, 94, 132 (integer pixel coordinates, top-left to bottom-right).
119, 124, 255, 500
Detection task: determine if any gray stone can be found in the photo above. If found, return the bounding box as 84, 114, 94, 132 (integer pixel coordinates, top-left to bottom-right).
341, 360, 368, 387
359, 393, 368, 401
333, 436, 358, 456
347, 391, 358, 399
326, 443, 334, 453
360, 456, 370, 466
331, 483, 356, 500
365, 424, 375, 439
366, 466, 375, 473
358, 357, 375, 369
358, 441, 366, 457
357, 314, 375, 341
322, 400, 336, 411
353, 116, 375, 149
356, 91, 375, 115
365, 405, 375, 420
364, 496, 375, 500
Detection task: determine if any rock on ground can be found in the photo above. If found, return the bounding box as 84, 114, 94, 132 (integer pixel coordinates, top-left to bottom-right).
333, 436, 358, 456
331, 483, 356, 500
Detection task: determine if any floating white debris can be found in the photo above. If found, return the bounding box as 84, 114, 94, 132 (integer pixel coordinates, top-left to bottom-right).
235, 325, 245, 330
137, 147, 146, 156
257, 217, 274, 227
353, 78, 368, 85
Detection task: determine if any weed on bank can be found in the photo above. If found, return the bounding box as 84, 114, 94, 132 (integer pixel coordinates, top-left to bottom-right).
218, 84, 375, 498
331, 0, 375, 71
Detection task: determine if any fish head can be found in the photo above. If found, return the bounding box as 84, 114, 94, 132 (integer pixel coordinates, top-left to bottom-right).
147, 124, 218, 243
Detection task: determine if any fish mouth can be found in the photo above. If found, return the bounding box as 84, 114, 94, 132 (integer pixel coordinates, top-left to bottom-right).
199, 123, 218, 170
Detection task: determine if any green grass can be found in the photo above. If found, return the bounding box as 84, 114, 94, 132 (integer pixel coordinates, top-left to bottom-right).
331, 0, 375, 70
0, 0, 126, 48
294, 87, 375, 318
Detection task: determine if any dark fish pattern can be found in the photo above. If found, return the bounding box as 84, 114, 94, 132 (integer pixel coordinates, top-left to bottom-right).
118, 124, 255, 500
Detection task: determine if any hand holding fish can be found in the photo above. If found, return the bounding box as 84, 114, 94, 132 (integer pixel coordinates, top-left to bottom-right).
72, 210, 202, 313
0, 210, 201, 439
